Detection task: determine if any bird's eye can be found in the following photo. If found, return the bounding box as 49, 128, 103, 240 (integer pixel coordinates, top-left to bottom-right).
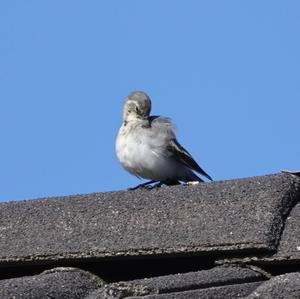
135, 106, 139, 113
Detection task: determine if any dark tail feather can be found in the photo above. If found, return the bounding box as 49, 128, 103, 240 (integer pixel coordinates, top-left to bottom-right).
182, 171, 204, 183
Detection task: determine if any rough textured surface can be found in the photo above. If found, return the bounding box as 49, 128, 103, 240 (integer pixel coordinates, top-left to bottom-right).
271, 201, 300, 261
0, 173, 299, 264
0, 172, 299, 298
86, 266, 264, 299
129, 282, 262, 299
0, 268, 104, 299
86, 282, 158, 299
129, 266, 264, 293
0, 266, 266, 299
245, 272, 300, 299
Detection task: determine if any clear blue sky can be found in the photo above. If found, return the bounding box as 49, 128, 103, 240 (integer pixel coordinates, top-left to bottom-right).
1, 1, 299, 202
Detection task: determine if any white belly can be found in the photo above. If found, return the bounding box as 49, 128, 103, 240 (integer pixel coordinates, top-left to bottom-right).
115, 126, 178, 181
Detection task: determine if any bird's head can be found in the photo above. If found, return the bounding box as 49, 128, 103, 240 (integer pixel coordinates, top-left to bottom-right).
123, 91, 152, 124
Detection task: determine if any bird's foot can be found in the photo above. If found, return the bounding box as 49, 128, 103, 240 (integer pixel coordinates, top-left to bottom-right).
147, 180, 181, 188
128, 180, 158, 191
128, 179, 181, 190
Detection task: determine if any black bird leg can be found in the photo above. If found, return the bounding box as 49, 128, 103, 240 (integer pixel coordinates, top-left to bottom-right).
129, 179, 181, 190
128, 180, 158, 190
148, 180, 181, 188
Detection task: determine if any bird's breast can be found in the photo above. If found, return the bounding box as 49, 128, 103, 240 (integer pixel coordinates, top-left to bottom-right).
115, 124, 171, 180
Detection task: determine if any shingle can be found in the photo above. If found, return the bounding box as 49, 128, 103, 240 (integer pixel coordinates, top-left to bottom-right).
128, 282, 261, 299
269, 201, 300, 262
227, 198, 300, 265
86, 282, 157, 299
244, 272, 300, 299
129, 266, 264, 293
0, 267, 104, 299
86, 266, 264, 299
86, 267, 264, 299
0, 173, 299, 264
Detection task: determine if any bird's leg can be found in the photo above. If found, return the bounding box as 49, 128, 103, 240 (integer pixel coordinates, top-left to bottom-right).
149, 181, 164, 188
128, 180, 158, 191
150, 180, 181, 188
129, 179, 181, 191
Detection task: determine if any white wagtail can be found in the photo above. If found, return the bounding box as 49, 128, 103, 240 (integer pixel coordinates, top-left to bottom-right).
115, 91, 212, 189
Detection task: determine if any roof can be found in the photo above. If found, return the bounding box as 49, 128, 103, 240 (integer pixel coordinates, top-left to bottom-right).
0, 172, 299, 298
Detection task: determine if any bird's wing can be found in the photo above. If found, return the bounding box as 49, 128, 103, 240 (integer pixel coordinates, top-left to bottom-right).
149, 116, 177, 133
148, 116, 212, 181
167, 138, 213, 181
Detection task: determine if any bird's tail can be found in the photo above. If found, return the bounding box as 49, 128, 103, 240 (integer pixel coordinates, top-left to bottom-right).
183, 171, 205, 183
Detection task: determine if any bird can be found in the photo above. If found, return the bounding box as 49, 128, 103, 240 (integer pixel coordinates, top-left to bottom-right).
115, 91, 212, 190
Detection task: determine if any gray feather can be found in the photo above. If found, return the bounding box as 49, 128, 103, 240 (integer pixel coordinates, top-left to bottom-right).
167, 139, 213, 181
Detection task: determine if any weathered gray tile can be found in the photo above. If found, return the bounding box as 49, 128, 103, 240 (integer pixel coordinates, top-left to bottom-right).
129, 266, 263, 292
0, 173, 299, 264
0, 268, 104, 299
245, 272, 300, 299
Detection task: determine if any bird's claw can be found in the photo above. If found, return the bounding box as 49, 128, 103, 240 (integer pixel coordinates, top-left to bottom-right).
128, 180, 162, 191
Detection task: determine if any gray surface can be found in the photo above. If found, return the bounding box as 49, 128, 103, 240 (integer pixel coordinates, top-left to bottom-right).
0, 173, 299, 264
0, 268, 103, 299
129, 266, 263, 293
86, 282, 157, 299
86, 266, 264, 299
129, 282, 261, 299
271, 201, 300, 261
245, 272, 300, 299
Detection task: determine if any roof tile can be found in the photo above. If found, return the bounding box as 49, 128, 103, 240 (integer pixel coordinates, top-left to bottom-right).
0, 173, 299, 265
